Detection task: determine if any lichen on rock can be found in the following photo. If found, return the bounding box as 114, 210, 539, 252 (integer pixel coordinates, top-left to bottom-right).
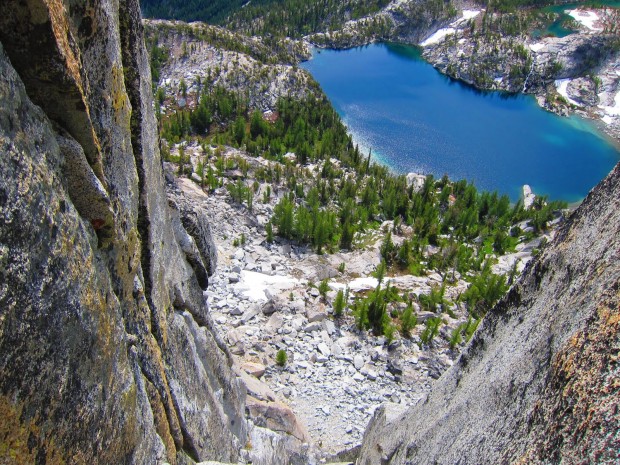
357, 162, 620, 464
0, 1, 247, 463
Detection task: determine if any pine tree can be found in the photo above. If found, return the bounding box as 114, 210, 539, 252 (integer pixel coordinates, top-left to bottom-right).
276, 349, 287, 367
333, 289, 346, 317
234, 115, 246, 146
400, 301, 416, 337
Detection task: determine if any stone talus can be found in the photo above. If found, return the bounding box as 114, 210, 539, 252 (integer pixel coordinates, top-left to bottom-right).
357, 161, 620, 464
1, 1, 619, 464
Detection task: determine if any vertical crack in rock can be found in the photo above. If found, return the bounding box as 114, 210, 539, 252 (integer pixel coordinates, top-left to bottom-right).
0, 1, 248, 463
0, 0, 105, 183
117, 0, 155, 315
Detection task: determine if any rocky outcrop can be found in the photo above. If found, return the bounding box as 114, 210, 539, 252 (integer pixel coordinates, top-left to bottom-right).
0, 1, 246, 463
420, 13, 620, 140
2, 1, 619, 464
307, 0, 457, 49
145, 20, 314, 113
423, 28, 617, 94
166, 171, 218, 292
357, 161, 620, 464
246, 397, 309, 442
533, 34, 617, 81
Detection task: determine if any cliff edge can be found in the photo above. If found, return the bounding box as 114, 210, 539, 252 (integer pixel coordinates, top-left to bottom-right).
1, 1, 619, 464
358, 162, 620, 463
0, 1, 246, 463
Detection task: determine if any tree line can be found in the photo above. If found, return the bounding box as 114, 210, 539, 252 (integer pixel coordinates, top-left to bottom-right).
157, 78, 566, 346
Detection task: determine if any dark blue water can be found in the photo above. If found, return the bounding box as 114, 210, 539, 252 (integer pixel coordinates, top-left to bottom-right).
302, 43, 619, 202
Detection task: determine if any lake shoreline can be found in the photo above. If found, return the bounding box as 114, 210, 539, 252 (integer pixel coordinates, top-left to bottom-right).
302, 44, 620, 204
301, 4, 620, 144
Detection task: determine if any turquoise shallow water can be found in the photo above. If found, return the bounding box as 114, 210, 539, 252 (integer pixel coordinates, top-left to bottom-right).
543, 1, 620, 14
532, 20, 576, 38
302, 43, 620, 202
535, 1, 620, 38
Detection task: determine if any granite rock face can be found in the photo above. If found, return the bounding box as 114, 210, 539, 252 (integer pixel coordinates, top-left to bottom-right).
1, 1, 619, 464
358, 162, 620, 464
166, 171, 218, 290
0, 1, 246, 463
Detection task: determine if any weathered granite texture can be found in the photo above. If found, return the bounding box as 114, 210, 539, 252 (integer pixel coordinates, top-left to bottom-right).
2, 1, 619, 464
0, 1, 246, 463
358, 161, 620, 464
166, 171, 218, 292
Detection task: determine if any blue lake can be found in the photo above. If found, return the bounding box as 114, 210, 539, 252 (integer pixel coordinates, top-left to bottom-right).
301, 43, 620, 202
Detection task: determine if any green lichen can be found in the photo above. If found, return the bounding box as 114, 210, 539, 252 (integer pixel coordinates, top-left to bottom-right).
111, 65, 131, 127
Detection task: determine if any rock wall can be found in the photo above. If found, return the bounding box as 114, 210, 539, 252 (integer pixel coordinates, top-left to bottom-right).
357, 162, 620, 464
0, 1, 247, 463
1, 2, 619, 465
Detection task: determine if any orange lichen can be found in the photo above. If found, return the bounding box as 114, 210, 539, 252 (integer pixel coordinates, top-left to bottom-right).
510, 291, 620, 464
145, 378, 178, 463
0, 397, 66, 465
45, 0, 82, 93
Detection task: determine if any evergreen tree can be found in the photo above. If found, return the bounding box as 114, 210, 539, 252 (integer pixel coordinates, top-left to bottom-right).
333, 289, 346, 317
234, 115, 246, 146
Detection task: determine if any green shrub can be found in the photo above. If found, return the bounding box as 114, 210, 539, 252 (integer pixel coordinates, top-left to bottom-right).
449, 323, 466, 349
333, 289, 346, 317
372, 260, 387, 284
464, 317, 480, 342
460, 261, 508, 318
265, 222, 274, 243
352, 300, 369, 331
419, 284, 446, 313
318, 279, 330, 300
276, 349, 287, 367
420, 317, 442, 346
400, 302, 417, 338
383, 321, 396, 344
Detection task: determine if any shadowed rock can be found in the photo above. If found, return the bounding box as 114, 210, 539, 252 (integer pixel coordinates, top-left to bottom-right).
57, 133, 115, 245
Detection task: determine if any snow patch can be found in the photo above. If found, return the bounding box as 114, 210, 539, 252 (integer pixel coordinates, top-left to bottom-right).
567, 9, 602, 31
604, 90, 620, 116
420, 10, 481, 46
328, 276, 394, 293
529, 43, 545, 52
348, 277, 381, 292
599, 89, 620, 124
554, 79, 582, 107
235, 270, 300, 301
462, 10, 481, 21
420, 28, 456, 46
